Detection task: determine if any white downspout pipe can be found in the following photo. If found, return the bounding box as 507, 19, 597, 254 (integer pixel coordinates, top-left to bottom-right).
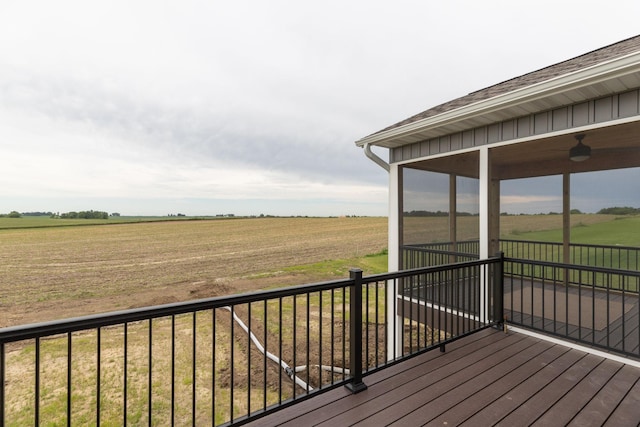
364, 143, 390, 172
361, 143, 400, 360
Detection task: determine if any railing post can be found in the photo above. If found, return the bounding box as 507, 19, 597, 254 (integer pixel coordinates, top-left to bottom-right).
493, 252, 504, 326
1, 342, 4, 427
346, 268, 367, 394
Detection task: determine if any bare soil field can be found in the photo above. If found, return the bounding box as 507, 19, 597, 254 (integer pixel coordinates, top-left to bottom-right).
0, 217, 387, 327
1, 214, 626, 425
0, 214, 620, 328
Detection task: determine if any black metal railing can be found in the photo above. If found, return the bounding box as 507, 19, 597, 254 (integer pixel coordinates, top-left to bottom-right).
403, 240, 480, 269
500, 240, 640, 290
372, 257, 501, 363
0, 259, 500, 426
406, 239, 640, 270
405, 239, 639, 290
403, 240, 640, 359
504, 257, 640, 358
500, 239, 640, 271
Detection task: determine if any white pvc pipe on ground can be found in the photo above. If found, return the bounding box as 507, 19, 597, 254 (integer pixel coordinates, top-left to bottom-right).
222, 306, 351, 392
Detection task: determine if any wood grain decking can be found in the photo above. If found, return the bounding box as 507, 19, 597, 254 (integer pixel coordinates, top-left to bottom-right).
244, 328, 640, 426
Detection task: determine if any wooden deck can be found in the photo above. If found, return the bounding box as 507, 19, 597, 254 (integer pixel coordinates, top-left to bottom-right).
245, 328, 640, 426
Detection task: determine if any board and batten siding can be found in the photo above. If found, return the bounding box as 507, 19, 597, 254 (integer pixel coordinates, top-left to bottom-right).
391, 88, 640, 163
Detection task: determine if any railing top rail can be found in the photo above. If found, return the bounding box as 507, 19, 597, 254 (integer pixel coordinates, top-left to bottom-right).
0, 277, 354, 343
0, 257, 501, 344
500, 238, 640, 252
409, 238, 640, 252
402, 239, 479, 247
503, 256, 640, 277
402, 246, 480, 257
364, 257, 500, 283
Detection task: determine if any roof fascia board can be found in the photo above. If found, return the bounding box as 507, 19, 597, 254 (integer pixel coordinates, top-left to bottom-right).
394, 114, 640, 167
356, 51, 640, 148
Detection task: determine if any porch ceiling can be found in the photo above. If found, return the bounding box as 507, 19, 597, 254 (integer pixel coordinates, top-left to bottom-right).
407, 151, 480, 179
404, 119, 640, 181
491, 119, 640, 180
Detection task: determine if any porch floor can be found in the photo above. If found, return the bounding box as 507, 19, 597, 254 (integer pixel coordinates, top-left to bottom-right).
505, 278, 640, 356
245, 328, 640, 426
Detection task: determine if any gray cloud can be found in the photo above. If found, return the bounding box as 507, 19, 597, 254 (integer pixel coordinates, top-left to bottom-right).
1, 1, 639, 216
1, 68, 383, 186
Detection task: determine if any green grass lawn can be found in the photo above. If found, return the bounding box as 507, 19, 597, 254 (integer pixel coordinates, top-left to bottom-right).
502, 216, 640, 290
280, 248, 389, 277
503, 216, 640, 247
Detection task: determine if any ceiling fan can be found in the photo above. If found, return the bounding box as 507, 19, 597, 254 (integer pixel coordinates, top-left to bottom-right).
569, 134, 590, 162
568, 133, 639, 162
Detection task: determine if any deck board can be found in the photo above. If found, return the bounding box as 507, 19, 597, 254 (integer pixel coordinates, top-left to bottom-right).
603, 374, 640, 426
244, 328, 640, 426
272, 330, 504, 427
423, 344, 570, 426
571, 364, 639, 426
459, 349, 592, 426
531, 358, 621, 426
360, 337, 536, 427
495, 353, 606, 425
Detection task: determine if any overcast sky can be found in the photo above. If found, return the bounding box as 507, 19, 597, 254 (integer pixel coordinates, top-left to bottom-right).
1, 1, 638, 217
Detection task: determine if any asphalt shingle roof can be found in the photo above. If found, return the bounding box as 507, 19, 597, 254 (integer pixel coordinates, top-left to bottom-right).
375, 35, 640, 135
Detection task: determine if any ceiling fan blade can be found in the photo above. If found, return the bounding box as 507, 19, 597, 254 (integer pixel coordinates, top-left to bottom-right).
592, 146, 640, 153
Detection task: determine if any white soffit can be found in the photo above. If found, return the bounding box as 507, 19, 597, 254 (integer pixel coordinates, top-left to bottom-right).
356, 52, 640, 149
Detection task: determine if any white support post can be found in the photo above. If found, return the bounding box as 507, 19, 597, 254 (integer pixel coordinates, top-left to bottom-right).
388, 163, 400, 274
478, 147, 490, 323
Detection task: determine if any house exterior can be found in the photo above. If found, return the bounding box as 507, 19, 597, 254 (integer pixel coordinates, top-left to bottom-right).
358, 34, 640, 272
243, 36, 640, 425
357, 35, 640, 359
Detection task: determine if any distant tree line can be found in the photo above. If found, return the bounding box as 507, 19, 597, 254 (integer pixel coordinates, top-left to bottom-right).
51, 210, 109, 219
597, 206, 640, 215
0, 211, 23, 218
404, 210, 477, 217
22, 211, 54, 216
411, 207, 640, 217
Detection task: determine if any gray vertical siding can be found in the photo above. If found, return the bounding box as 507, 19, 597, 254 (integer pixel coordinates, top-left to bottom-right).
391, 88, 640, 163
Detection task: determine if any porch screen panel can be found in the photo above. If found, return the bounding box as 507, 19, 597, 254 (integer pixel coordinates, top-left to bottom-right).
571, 167, 640, 224
500, 175, 563, 263
402, 168, 449, 246
500, 175, 563, 238
456, 176, 479, 244
571, 167, 640, 272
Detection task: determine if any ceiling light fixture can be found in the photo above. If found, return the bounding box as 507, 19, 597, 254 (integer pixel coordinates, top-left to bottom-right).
569, 134, 591, 162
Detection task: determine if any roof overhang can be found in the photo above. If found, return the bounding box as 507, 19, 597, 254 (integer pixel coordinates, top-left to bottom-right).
356, 51, 640, 149
405, 118, 640, 180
